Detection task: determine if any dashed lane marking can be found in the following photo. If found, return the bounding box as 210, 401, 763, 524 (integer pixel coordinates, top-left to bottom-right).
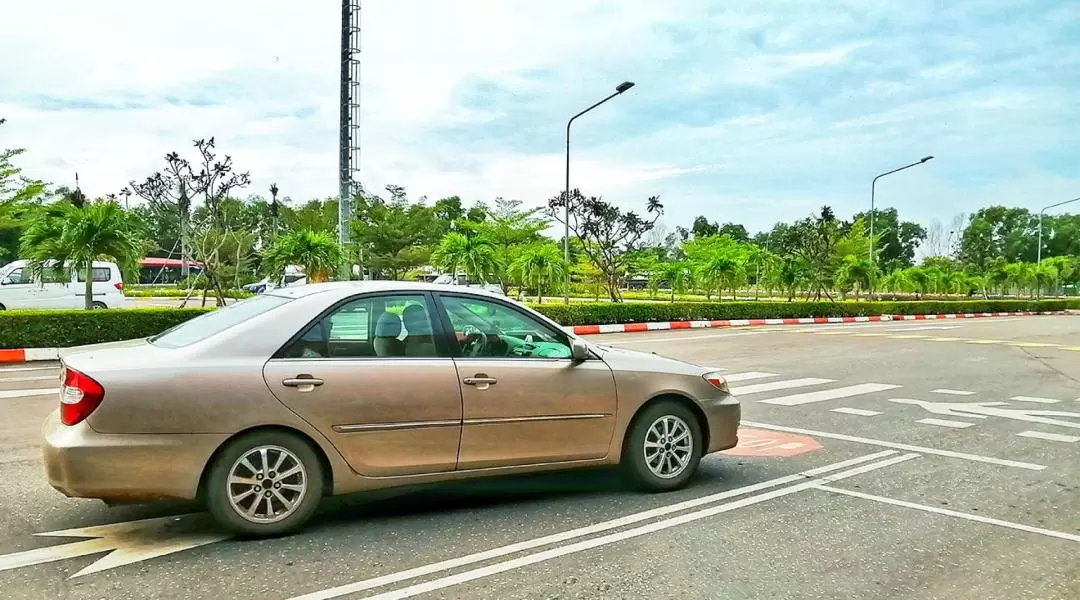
931, 389, 976, 396
729, 377, 834, 395
1010, 395, 1061, 404
721, 371, 779, 383
0, 375, 57, 383
760, 383, 902, 406
831, 407, 882, 416
1016, 430, 1080, 443
917, 418, 975, 429
0, 388, 57, 399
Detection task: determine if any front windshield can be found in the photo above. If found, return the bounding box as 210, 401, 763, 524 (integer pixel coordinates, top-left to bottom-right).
148, 294, 293, 348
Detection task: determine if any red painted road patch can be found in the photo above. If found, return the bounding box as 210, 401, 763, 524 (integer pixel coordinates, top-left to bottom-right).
721, 427, 823, 457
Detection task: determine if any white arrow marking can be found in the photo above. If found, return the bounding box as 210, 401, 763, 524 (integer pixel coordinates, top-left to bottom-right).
0, 513, 230, 578
890, 398, 1080, 430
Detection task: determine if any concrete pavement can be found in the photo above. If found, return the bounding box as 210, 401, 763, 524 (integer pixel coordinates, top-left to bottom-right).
0, 315, 1076, 599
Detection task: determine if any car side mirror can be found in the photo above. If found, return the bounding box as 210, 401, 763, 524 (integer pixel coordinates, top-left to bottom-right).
570, 338, 590, 361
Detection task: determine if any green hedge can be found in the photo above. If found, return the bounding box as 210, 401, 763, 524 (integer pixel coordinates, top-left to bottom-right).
0, 308, 214, 349
0, 299, 1076, 349
124, 288, 253, 299
530, 299, 1079, 326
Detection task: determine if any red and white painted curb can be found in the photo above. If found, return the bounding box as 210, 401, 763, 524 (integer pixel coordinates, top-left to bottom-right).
0, 311, 1065, 364
564, 311, 1061, 336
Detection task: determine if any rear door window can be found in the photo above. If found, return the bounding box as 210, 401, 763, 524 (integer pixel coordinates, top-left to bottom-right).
149, 294, 293, 348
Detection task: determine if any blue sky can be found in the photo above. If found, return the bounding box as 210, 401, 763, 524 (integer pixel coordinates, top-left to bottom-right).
1, 0, 1078, 247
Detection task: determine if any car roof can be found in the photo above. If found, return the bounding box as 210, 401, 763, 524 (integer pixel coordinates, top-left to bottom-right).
265, 280, 507, 301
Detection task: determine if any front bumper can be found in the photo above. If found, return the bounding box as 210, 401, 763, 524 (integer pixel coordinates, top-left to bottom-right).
700, 392, 741, 453
42, 409, 228, 503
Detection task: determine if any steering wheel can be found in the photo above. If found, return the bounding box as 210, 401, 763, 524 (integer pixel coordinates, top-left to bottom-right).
461, 325, 488, 357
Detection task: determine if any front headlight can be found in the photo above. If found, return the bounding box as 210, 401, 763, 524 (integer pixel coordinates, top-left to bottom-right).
702, 371, 730, 393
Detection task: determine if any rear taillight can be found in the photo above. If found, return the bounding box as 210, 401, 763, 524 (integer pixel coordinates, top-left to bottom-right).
60, 367, 105, 426
703, 371, 730, 393
113, 282, 123, 291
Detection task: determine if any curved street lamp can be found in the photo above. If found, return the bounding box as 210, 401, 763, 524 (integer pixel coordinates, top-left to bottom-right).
563, 81, 636, 304
869, 155, 934, 297
1037, 195, 1080, 266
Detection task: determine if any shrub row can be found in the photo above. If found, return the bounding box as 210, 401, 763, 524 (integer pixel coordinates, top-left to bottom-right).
0, 299, 1075, 349
0, 308, 214, 349
531, 299, 1079, 326
124, 288, 253, 299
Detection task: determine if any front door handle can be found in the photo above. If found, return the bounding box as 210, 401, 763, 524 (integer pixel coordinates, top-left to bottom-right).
463, 376, 497, 388
283, 376, 324, 391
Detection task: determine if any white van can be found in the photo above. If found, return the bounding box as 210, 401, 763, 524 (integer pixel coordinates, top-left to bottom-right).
0, 259, 128, 310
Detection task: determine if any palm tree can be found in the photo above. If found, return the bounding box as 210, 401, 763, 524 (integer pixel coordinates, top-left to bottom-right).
431, 232, 498, 284
654, 261, 690, 302
261, 229, 344, 284
835, 255, 874, 300
509, 243, 567, 303
20, 200, 146, 309
698, 253, 743, 301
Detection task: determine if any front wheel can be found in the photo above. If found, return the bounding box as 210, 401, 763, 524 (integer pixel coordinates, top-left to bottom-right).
204, 431, 325, 537
622, 401, 703, 492
91, 301, 107, 309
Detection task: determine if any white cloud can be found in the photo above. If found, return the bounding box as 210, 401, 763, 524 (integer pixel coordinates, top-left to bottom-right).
0, 0, 1077, 238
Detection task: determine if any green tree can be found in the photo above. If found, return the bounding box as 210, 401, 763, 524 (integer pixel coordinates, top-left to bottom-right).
509, 242, 567, 303
431, 232, 498, 284
261, 230, 344, 284
851, 207, 926, 271
20, 200, 147, 309
957, 206, 1037, 268
352, 188, 439, 280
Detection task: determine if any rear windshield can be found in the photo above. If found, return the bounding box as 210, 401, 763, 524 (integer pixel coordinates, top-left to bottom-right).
148, 294, 293, 348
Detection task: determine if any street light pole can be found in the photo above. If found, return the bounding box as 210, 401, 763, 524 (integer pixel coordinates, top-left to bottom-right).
564, 81, 636, 304
869, 155, 934, 297
1037, 195, 1080, 267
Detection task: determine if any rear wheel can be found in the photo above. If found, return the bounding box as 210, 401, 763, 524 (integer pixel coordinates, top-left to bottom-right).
204, 430, 325, 537
91, 301, 107, 309
622, 401, 703, 492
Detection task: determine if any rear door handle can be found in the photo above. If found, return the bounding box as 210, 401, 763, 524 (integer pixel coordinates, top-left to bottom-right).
283, 376, 324, 390
463, 376, 497, 386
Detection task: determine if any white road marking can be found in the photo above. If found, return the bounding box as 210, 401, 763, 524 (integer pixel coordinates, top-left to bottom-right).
884, 326, 962, 332
0, 514, 229, 578
760, 383, 902, 406
0, 375, 57, 383
1016, 430, 1080, 443
917, 418, 975, 429
608, 331, 773, 345
311, 454, 919, 600
741, 420, 1046, 471
0, 365, 58, 373
729, 377, 835, 395
284, 451, 900, 600
889, 398, 1080, 430
0, 388, 57, 399
931, 389, 976, 396
816, 485, 1080, 544
720, 371, 780, 383
831, 407, 882, 416
1009, 395, 1061, 404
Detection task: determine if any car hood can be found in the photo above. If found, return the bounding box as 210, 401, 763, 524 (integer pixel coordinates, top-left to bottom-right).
591, 342, 709, 376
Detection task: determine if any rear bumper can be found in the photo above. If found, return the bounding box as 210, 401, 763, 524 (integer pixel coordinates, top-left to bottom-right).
42, 409, 227, 503
701, 393, 741, 453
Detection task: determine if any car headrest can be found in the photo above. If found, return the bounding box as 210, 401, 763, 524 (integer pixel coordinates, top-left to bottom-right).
374, 311, 402, 338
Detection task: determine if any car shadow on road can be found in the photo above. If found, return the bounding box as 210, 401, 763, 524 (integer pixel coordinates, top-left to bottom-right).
306, 457, 764, 531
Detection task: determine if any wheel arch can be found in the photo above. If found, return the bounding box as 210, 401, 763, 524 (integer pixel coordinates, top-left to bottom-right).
622, 392, 710, 457
196, 424, 335, 502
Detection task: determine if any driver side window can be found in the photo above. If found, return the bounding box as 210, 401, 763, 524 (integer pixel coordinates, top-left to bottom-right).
438, 295, 572, 359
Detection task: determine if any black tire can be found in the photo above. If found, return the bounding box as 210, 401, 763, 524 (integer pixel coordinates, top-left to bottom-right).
204, 430, 325, 537
622, 401, 704, 492
91, 301, 107, 309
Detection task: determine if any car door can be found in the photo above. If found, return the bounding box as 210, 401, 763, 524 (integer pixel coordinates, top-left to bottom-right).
434, 293, 618, 470
0, 266, 39, 309
262, 292, 463, 477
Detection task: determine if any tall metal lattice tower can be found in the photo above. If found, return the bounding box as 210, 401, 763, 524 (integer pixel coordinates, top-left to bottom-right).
338, 0, 361, 276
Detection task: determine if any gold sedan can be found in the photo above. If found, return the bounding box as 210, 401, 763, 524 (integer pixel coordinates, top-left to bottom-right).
43, 282, 740, 536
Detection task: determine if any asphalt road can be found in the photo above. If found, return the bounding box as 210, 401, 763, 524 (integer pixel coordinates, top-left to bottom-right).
0, 315, 1077, 599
